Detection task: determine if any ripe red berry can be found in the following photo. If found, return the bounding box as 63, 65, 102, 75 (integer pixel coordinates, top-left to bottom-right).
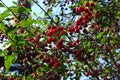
61, 30, 66, 35
89, 24, 94, 28
99, 44, 104, 49
85, 72, 90, 76
89, 7, 93, 11
90, 2, 95, 7
79, 6, 84, 12
47, 37, 53, 43
95, 24, 99, 30
20, 29, 24, 33
94, 13, 99, 18
76, 7, 80, 13
9, 77, 14, 80
56, 42, 64, 49
50, 58, 57, 64
14, 19, 18, 23
83, 29, 88, 34
76, 6, 84, 13
34, 30, 37, 34
85, 2, 89, 7
28, 37, 34, 42
54, 61, 61, 68
71, 42, 77, 47
84, 8, 89, 13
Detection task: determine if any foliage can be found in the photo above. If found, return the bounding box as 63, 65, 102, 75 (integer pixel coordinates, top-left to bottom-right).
0, 0, 120, 80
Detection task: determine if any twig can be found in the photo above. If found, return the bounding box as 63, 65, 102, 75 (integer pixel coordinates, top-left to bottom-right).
32, 0, 57, 25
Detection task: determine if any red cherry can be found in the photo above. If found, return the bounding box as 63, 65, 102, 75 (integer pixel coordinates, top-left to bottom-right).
93, 70, 99, 74
76, 7, 80, 13
94, 13, 99, 18
83, 15, 88, 21
14, 19, 18, 23
57, 26, 63, 31
71, 42, 77, 47
61, 30, 66, 35
9, 77, 14, 80
47, 37, 53, 43
28, 37, 34, 42
72, 49, 77, 54
87, 11, 92, 16
99, 44, 104, 49
85, 72, 90, 76
95, 24, 99, 30
79, 6, 84, 12
20, 29, 24, 33
34, 30, 37, 34
83, 29, 88, 34
90, 2, 95, 7
89, 24, 94, 28
56, 41, 64, 49
76, 6, 84, 13
50, 58, 57, 64
85, 2, 89, 7
89, 7, 93, 11
42, 58, 47, 63
84, 8, 89, 13
54, 61, 61, 68
76, 20, 81, 26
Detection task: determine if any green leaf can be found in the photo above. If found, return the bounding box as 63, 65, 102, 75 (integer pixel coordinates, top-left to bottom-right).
12, 1, 17, 5
44, 20, 48, 26
16, 17, 34, 27
0, 11, 10, 21
7, 27, 16, 40
55, 17, 59, 23
5, 54, 15, 72
0, 22, 5, 32
17, 6, 30, 13
18, 40, 26, 46
101, 38, 107, 44
0, 3, 4, 7
96, 32, 104, 39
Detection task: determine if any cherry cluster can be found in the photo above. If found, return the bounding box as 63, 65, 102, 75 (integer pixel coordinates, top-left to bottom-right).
75, 1, 99, 34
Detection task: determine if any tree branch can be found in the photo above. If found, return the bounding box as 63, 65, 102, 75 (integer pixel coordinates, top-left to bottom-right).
32, 0, 57, 25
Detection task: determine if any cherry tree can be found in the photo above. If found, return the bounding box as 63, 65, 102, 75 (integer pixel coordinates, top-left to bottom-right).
0, 0, 120, 80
